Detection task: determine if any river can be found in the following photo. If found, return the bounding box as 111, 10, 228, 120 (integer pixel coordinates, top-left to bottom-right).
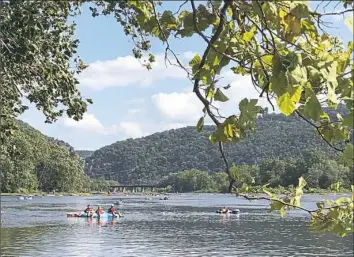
1, 193, 353, 257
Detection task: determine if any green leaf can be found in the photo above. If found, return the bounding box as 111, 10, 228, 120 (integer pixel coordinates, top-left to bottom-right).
270, 200, 283, 210
196, 116, 204, 132
327, 61, 338, 88
277, 93, 296, 116
271, 71, 289, 96
223, 123, 234, 138
231, 66, 247, 75
298, 176, 307, 189
263, 188, 273, 197
272, 53, 282, 76
189, 53, 201, 75
289, 66, 307, 85
214, 88, 229, 102
327, 85, 338, 105
301, 88, 323, 122
345, 16, 353, 33
160, 11, 177, 29
316, 201, 325, 209
284, 13, 302, 35
189, 53, 201, 67
290, 3, 310, 19
261, 55, 273, 66
242, 31, 254, 42
280, 206, 286, 217
290, 86, 303, 103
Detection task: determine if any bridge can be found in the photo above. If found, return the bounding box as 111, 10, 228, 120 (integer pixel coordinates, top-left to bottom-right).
108, 185, 156, 193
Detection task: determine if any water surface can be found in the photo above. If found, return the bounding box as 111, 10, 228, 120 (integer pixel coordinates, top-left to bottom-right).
1, 194, 353, 257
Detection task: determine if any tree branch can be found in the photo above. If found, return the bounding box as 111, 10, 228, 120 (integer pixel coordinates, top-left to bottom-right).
238, 192, 354, 215
190, 0, 236, 192
149, 0, 191, 79
295, 110, 344, 152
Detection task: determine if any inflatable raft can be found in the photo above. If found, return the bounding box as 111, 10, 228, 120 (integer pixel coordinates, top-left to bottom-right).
66, 212, 119, 219
216, 209, 240, 214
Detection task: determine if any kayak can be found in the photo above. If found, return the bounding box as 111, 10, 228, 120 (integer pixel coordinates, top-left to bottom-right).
66, 212, 119, 219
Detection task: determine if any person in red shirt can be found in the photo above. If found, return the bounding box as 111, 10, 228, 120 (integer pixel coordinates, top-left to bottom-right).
95, 206, 104, 215
108, 204, 116, 214
84, 205, 94, 215
108, 204, 121, 217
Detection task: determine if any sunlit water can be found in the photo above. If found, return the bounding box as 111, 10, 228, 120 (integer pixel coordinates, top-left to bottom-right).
1, 194, 353, 257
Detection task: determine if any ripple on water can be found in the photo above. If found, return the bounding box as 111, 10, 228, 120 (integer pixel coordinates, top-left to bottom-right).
1, 194, 353, 257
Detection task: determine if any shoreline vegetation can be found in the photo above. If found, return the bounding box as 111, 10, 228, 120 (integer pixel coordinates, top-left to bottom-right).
1, 186, 351, 197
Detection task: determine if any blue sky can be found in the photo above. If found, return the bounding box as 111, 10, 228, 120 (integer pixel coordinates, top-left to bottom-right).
19, 1, 353, 150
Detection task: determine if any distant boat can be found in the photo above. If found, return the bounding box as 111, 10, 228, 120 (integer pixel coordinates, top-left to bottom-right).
18, 196, 24, 200
216, 209, 240, 215
25, 196, 33, 200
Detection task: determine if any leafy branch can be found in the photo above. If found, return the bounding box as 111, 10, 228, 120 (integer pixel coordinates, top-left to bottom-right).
295, 110, 345, 152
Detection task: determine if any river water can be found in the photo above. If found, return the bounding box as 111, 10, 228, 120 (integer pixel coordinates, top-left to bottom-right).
1, 193, 353, 257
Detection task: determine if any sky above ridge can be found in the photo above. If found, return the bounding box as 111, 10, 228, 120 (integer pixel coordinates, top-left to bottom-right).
19, 1, 353, 150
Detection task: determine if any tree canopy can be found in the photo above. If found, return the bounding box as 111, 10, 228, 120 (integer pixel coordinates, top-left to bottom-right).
0, 0, 92, 157
0, 120, 89, 193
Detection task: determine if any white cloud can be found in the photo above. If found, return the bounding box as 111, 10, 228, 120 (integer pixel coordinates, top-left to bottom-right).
116, 121, 145, 138
216, 72, 279, 117
151, 73, 279, 124
78, 54, 187, 90
128, 108, 143, 115
62, 114, 145, 138
63, 113, 105, 133
151, 92, 203, 122
129, 98, 145, 105
183, 51, 197, 60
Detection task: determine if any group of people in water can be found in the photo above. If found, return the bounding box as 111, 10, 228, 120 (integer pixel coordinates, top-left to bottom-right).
84, 204, 121, 217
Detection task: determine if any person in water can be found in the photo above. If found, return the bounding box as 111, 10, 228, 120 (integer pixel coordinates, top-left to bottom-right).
84, 204, 94, 214
108, 204, 121, 217
220, 206, 228, 213
108, 204, 116, 214
95, 206, 104, 215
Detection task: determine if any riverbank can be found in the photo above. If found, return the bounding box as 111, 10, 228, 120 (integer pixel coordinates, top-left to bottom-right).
1, 187, 351, 197
173, 186, 352, 195
0, 191, 164, 197
0, 192, 93, 197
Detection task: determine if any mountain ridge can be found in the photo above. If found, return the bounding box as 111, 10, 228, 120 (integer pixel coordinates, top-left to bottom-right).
84, 111, 346, 184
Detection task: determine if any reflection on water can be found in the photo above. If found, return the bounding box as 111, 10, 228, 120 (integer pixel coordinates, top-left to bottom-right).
1, 194, 353, 257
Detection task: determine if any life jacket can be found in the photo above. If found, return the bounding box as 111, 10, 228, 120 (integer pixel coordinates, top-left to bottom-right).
84, 207, 93, 213
108, 207, 116, 213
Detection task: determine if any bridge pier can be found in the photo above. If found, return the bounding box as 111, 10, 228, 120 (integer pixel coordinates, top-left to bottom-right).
109, 185, 156, 193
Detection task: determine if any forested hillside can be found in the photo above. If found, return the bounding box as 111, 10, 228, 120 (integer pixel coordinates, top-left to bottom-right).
85, 109, 350, 185
0, 120, 89, 193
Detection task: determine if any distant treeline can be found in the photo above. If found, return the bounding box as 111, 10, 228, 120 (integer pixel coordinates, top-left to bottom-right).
158, 150, 353, 193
